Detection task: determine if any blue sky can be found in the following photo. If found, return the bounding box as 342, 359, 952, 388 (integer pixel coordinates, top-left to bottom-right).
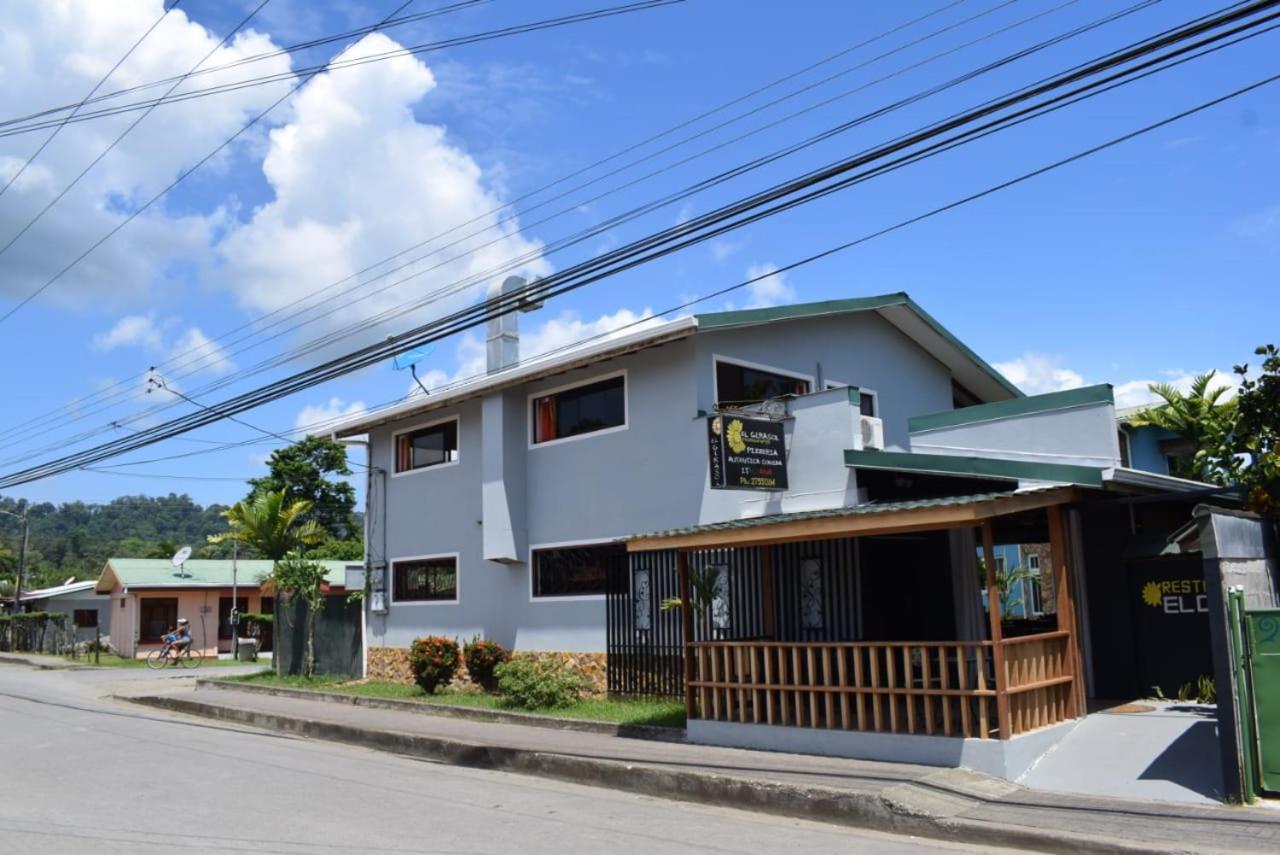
0, 0, 1275, 508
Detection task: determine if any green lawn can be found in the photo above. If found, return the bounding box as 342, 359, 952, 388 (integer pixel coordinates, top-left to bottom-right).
223, 672, 686, 728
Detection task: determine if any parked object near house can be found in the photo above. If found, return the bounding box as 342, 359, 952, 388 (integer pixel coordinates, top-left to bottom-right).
330, 289, 1255, 777
16, 579, 109, 641
94, 559, 354, 659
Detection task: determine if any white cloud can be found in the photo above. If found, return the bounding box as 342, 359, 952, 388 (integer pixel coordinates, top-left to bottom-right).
169, 326, 233, 375
0, 1, 295, 306
743, 262, 797, 309
994, 352, 1241, 407
709, 239, 743, 262
993, 353, 1086, 395
294, 397, 367, 433
215, 31, 548, 358
404, 306, 664, 400
93, 314, 163, 352
1113, 370, 1237, 408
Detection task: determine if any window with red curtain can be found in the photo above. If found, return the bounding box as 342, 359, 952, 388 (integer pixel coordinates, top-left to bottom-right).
394, 420, 458, 473
714, 360, 810, 406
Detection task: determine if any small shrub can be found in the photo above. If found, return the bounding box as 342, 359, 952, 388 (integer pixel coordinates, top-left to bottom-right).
1197, 674, 1216, 705
495, 656, 586, 710
463, 636, 509, 691
409, 636, 460, 694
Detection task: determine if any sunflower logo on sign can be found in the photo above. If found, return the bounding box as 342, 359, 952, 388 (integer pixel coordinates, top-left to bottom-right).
1141, 581, 1162, 608
726, 419, 747, 454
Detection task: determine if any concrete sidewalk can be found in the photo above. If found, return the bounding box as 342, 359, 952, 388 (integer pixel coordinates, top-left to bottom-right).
127, 683, 1280, 854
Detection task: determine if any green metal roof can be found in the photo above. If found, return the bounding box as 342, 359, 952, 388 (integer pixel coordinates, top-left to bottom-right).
627, 491, 1020, 541
845, 449, 1104, 487
909, 384, 1114, 434
694, 292, 1023, 399
98, 558, 352, 590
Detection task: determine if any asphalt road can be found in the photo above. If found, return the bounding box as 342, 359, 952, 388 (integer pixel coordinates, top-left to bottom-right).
0, 664, 1025, 854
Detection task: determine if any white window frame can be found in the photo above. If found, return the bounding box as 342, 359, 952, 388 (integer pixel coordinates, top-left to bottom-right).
388, 552, 460, 606
528, 536, 621, 603
527, 369, 629, 449
825, 380, 879, 417
712, 354, 814, 407
390, 415, 461, 478
1027, 553, 1041, 575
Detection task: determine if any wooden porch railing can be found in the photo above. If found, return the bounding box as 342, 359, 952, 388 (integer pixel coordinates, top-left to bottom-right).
688, 631, 1074, 740
1002, 630, 1074, 736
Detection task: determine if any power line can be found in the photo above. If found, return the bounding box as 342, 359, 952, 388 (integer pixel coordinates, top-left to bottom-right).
2, 2, 1273, 488
78, 66, 1280, 481
1, 1, 491, 130
0, 0, 678, 327
0, 1, 687, 139
0, 0, 1152, 455
0, 1, 180, 200
0, 0, 274, 262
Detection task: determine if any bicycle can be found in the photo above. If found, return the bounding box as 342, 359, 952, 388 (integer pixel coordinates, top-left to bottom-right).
145, 642, 202, 670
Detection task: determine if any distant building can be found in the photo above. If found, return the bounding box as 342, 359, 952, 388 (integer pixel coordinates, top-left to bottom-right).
17, 580, 109, 642
94, 558, 354, 658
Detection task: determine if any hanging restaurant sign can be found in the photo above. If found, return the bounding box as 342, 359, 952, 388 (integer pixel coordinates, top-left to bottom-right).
707, 414, 788, 490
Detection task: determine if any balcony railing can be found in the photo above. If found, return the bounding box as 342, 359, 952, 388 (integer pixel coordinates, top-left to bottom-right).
688, 631, 1074, 740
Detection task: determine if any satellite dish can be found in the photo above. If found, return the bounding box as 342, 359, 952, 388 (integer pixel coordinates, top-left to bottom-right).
171, 546, 192, 577
392, 345, 436, 397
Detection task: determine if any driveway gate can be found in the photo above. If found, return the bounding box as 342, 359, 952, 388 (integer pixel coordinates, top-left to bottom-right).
1244, 608, 1280, 794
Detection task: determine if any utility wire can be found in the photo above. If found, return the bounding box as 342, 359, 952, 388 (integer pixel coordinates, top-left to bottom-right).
0, 1, 686, 139
3, 4, 1274, 488
1, 1, 490, 130
79, 67, 1280, 481
0, 0, 274, 262
0, 0, 988, 449
0, 0, 674, 327
0, 0, 1153, 453
0, 1, 180, 200
1, 0, 1266, 469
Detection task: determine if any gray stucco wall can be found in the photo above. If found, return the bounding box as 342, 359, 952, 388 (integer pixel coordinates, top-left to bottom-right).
366, 311, 960, 653
909, 401, 1122, 470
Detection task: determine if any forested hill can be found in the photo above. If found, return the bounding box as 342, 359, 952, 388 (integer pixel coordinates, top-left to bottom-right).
0, 493, 232, 588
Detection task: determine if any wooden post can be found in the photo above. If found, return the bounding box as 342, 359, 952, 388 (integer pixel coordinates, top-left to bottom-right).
982, 521, 1012, 740
678, 549, 697, 720
1047, 505, 1085, 717
760, 545, 776, 640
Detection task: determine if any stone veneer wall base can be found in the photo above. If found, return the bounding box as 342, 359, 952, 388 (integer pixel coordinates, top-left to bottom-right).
366, 646, 607, 696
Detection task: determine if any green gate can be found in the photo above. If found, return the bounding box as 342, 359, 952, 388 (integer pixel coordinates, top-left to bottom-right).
1244, 607, 1280, 795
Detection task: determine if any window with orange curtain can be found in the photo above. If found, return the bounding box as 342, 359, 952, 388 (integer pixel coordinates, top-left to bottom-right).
531, 374, 625, 444
394, 419, 458, 473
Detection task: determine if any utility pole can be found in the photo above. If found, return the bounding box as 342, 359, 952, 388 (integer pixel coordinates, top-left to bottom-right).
231, 538, 239, 660
1, 504, 28, 615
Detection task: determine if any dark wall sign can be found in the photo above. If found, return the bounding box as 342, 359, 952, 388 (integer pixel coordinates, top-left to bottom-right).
707, 414, 788, 490
1126, 556, 1213, 696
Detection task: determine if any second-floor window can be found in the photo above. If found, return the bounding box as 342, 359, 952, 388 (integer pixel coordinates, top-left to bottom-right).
395, 419, 458, 473
531, 374, 626, 445
715, 359, 809, 406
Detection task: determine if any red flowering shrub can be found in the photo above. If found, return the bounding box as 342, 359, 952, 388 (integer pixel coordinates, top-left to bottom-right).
409, 635, 460, 694
463, 636, 510, 691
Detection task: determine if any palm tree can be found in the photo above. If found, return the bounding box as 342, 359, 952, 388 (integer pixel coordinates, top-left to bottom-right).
1128, 371, 1237, 483
207, 490, 324, 560
209, 491, 325, 676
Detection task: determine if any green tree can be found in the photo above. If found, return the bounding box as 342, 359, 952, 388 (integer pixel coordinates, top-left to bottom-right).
207, 491, 324, 560
1232, 344, 1280, 515
262, 551, 329, 679
1128, 371, 1238, 484
247, 436, 357, 541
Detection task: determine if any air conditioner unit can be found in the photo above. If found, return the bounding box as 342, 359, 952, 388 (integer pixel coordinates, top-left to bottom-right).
859, 415, 884, 450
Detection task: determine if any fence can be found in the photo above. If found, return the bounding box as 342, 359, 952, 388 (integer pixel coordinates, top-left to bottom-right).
274, 594, 363, 678
0, 613, 76, 655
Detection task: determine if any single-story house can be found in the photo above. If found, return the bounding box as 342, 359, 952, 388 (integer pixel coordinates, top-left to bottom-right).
17, 579, 110, 641
95, 558, 354, 658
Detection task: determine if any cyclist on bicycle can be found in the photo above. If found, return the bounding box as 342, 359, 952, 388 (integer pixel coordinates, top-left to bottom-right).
169, 618, 192, 660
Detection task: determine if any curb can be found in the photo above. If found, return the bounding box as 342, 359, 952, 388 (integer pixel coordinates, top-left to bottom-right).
196, 678, 684, 742
0, 652, 91, 670
127, 692, 1179, 855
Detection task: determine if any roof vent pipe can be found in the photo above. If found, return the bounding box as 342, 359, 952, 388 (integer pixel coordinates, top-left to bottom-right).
486, 276, 522, 374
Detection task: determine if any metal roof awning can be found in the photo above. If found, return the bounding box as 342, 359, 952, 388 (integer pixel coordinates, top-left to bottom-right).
626, 486, 1080, 551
